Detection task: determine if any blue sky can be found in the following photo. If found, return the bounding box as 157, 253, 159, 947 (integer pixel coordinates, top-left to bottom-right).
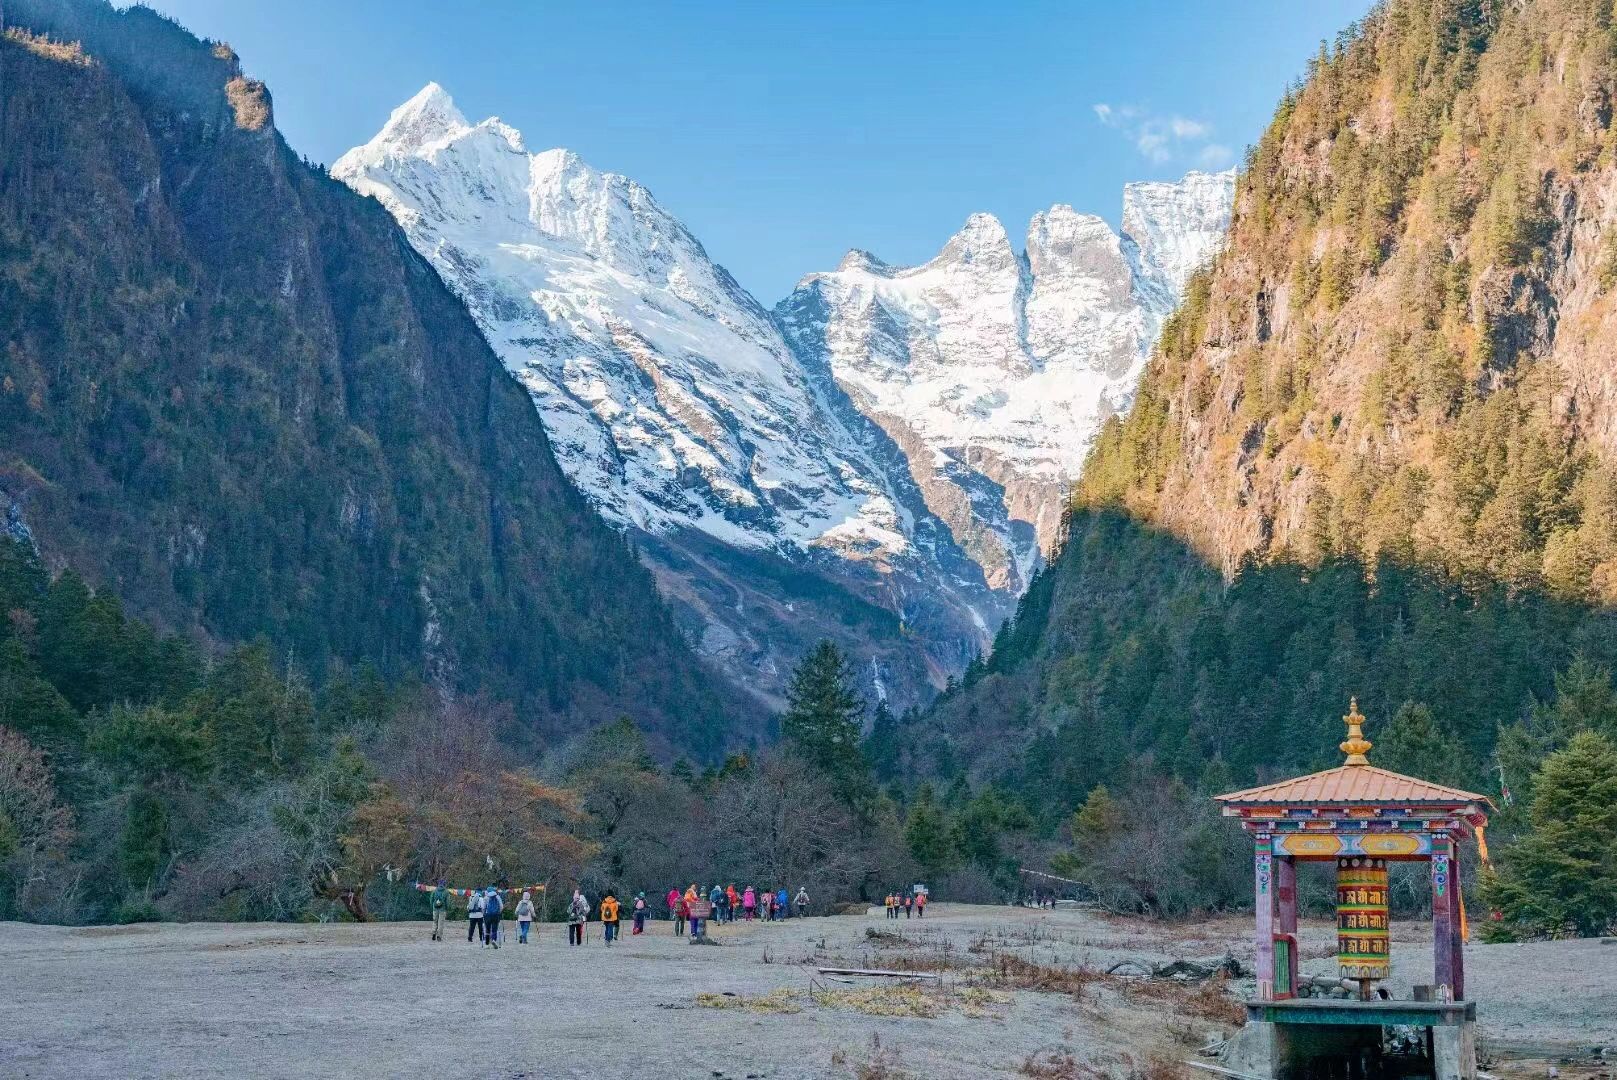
144, 0, 1373, 302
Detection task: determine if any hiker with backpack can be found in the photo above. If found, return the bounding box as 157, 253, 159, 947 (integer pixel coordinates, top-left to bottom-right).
600, 891, 621, 946
567, 886, 589, 946
483, 886, 504, 948
515, 891, 536, 944
466, 889, 485, 942
429, 879, 449, 941
632, 892, 648, 935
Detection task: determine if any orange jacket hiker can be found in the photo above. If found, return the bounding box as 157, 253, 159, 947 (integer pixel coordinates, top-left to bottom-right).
600, 895, 620, 922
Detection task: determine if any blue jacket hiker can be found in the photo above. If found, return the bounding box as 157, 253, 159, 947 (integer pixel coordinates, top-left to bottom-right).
483, 887, 504, 948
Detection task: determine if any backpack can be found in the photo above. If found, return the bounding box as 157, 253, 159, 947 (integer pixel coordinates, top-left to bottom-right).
484, 892, 503, 916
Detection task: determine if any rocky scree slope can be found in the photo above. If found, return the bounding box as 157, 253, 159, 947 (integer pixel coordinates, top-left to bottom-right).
0, 0, 740, 755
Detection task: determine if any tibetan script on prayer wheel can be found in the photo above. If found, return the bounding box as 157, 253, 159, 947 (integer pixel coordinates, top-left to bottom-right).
1336, 856, 1389, 980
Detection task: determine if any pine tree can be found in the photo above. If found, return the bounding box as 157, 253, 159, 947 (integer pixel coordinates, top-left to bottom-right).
780, 640, 870, 804
1485, 732, 1617, 937
864, 699, 901, 782
120, 789, 168, 891
1069, 784, 1123, 867
1377, 702, 1475, 788
904, 785, 955, 879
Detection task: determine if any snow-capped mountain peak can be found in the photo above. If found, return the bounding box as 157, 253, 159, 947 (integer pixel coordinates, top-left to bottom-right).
357, 82, 469, 161
1123, 168, 1236, 316
334, 85, 1004, 571
776, 171, 1234, 591
836, 249, 889, 274
934, 212, 1018, 273
336, 85, 1232, 707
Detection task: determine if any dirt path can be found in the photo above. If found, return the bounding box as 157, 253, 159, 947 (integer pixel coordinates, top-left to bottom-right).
0, 905, 1608, 1079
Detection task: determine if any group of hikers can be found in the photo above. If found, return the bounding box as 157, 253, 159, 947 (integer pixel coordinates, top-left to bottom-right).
664, 883, 809, 933
883, 889, 926, 919
427, 884, 540, 948
424, 880, 813, 945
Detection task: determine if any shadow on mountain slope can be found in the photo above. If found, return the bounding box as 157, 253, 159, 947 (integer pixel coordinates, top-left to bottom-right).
919, 505, 1617, 807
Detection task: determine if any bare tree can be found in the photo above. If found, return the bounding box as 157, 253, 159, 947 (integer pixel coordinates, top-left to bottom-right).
717, 753, 871, 899
0, 726, 75, 917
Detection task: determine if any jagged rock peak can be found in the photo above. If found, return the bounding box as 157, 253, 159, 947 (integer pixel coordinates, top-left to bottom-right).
933, 212, 1017, 271
837, 249, 890, 274
1026, 204, 1120, 278
374, 82, 469, 155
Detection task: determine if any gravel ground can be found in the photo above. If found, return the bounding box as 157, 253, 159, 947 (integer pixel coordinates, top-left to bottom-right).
0, 905, 1609, 1079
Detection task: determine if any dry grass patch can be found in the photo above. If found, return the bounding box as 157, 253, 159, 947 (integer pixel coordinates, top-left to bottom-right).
694, 988, 802, 1014
1021, 1049, 1106, 1079
831, 1033, 913, 1079
975, 952, 1102, 995
5, 28, 91, 66
1125, 1052, 1190, 1080
225, 75, 271, 130
1118, 975, 1245, 1027
821, 950, 966, 973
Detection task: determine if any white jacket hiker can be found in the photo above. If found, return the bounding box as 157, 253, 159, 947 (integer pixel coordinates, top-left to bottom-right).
515, 892, 536, 944
567, 889, 589, 946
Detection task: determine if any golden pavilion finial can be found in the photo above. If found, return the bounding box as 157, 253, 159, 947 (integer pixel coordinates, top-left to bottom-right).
1340, 697, 1372, 766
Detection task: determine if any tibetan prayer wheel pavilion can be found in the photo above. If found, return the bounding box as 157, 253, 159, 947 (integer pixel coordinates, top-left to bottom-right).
1213, 700, 1491, 1080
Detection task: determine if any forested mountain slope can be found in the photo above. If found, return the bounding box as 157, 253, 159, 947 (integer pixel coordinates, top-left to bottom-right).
924, 0, 1617, 805
1087, 0, 1617, 590
0, 0, 738, 755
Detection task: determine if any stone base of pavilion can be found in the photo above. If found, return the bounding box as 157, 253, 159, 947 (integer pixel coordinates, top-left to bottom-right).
1220, 998, 1477, 1080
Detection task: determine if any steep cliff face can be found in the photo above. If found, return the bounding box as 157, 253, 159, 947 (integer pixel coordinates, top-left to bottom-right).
1082, 0, 1617, 600
0, 0, 740, 755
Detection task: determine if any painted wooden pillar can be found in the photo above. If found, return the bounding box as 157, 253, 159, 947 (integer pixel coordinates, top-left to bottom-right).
1431, 838, 1456, 999
1447, 852, 1465, 1001
1275, 854, 1298, 998
1255, 834, 1276, 999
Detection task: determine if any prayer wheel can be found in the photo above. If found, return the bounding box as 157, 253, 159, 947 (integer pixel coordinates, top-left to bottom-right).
1336, 856, 1389, 982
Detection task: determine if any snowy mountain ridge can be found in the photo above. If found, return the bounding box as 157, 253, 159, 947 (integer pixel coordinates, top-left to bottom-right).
336, 84, 914, 561
335, 84, 1232, 705
777, 169, 1235, 591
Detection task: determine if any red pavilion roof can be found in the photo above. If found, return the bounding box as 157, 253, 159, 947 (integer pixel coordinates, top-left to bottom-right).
1215, 764, 1487, 807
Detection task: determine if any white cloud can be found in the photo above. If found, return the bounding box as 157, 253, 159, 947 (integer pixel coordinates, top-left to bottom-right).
1092, 102, 1225, 168
1170, 117, 1208, 139
1136, 131, 1171, 163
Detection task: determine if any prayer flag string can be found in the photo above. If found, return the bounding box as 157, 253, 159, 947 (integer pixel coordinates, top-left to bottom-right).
413, 882, 545, 897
